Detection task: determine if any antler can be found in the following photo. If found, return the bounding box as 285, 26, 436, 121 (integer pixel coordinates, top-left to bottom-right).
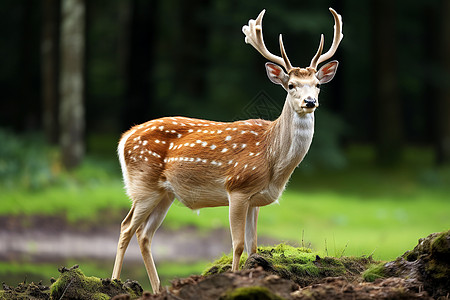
310, 8, 344, 70
243, 10, 293, 72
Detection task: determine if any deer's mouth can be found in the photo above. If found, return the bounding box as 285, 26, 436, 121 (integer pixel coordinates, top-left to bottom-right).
299, 106, 317, 114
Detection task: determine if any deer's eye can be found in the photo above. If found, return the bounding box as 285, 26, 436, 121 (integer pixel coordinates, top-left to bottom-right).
316, 83, 321, 89
288, 84, 294, 90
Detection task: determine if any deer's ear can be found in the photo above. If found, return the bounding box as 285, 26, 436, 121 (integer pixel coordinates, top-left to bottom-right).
317, 60, 339, 84
265, 63, 289, 87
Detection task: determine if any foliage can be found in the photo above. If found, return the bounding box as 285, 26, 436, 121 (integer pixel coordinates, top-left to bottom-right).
0, 129, 59, 190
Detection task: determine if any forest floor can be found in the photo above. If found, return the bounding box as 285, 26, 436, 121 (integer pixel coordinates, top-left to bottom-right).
0, 215, 448, 300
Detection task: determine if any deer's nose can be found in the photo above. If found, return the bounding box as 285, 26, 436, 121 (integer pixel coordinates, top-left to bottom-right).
304, 97, 317, 108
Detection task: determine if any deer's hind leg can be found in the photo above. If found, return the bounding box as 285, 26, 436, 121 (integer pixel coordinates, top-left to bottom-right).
111, 191, 166, 283
135, 193, 174, 292
245, 206, 260, 255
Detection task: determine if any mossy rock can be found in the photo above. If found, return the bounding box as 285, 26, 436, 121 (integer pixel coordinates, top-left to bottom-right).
204, 244, 372, 287
50, 265, 143, 299
366, 230, 450, 298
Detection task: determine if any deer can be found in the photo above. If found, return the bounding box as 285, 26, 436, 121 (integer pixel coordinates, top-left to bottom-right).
112, 8, 343, 292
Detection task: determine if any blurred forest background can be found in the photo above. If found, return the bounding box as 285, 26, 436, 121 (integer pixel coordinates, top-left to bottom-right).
1, 0, 450, 167
0, 0, 449, 291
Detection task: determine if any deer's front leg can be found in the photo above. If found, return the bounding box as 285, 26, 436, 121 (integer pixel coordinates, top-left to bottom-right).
228, 192, 250, 271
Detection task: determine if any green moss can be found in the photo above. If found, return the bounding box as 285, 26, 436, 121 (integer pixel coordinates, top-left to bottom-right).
203, 253, 249, 276
49, 265, 142, 299
204, 244, 373, 287
430, 230, 450, 259
362, 263, 387, 282
220, 286, 285, 300
50, 266, 108, 299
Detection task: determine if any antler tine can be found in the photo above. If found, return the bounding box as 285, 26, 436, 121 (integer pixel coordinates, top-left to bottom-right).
242, 10, 289, 71
310, 8, 344, 70
279, 34, 293, 72
309, 34, 324, 70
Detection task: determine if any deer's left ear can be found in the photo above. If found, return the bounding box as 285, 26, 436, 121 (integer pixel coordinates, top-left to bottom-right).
316, 60, 339, 84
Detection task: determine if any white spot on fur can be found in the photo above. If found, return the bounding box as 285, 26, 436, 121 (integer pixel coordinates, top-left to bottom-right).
221, 148, 228, 153
241, 144, 247, 148
210, 145, 217, 150
202, 141, 208, 147
225, 136, 232, 141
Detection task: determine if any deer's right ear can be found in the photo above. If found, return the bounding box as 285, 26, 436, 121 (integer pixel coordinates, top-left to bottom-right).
265, 63, 289, 87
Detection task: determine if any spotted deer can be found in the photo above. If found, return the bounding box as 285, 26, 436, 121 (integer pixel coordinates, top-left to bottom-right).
112, 8, 343, 292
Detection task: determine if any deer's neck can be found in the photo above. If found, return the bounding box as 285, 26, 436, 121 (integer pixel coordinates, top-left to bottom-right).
266, 97, 315, 184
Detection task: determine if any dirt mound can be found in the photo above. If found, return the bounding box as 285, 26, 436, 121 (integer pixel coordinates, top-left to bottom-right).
0, 265, 143, 300
204, 244, 372, 287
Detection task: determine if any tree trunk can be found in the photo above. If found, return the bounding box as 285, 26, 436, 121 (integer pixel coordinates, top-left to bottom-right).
120, 0, 155, 131
436, 0, 450, 164
41, 0, 60, 144
59, 0, 85, 169
371, 0, 403, 166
